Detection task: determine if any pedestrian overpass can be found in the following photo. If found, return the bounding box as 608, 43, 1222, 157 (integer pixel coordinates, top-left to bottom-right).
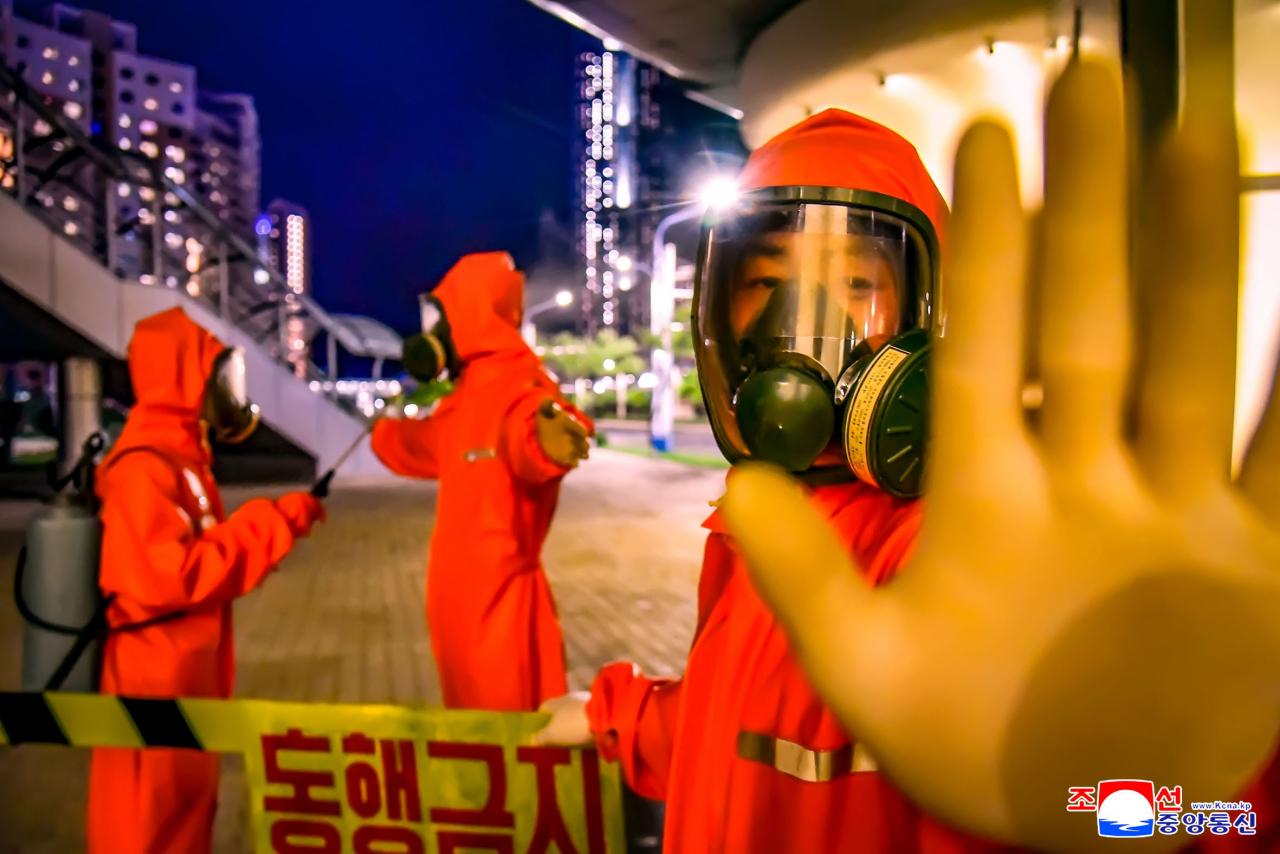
0, 64, 388, 482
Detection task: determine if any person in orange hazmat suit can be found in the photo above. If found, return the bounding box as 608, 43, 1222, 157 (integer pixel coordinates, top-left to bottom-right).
87, 306, 326, 854
371, 251, 593, 712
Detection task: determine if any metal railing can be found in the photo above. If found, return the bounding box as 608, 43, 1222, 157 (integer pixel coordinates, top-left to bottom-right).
0, 61, 369, 421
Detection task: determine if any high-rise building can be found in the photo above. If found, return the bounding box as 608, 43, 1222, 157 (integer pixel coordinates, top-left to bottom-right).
196, 91, 261, 236
576, 48, 639, 336
574, 48, 746, 338
262, 199, 313, 376
25, 4, 262, 298
0, 0, 95, 245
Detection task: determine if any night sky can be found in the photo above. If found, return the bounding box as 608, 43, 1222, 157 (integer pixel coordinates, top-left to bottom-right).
18, 0, 595, 336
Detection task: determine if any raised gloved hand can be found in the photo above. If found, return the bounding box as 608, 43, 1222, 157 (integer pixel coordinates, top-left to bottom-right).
536, 398, 591, 469
275, 492, 327, 539
721, 58, 1280, 852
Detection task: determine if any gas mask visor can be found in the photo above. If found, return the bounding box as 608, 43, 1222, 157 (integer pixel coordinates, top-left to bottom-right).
204, 346, 260, 444
693, 186, 940, 495
402, 293, 460, 383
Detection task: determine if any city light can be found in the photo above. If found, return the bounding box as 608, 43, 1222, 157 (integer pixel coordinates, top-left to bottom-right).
616, 256, 632, 271
603, 359, 616, 370
404, 404, 419, 417
286, 214, 306, 293
555, 290, 573, 306
700, 177, 738, 210
254, 268, 270, 284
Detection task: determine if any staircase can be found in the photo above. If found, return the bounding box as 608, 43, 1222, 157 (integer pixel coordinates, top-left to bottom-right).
0, 64, 387, 480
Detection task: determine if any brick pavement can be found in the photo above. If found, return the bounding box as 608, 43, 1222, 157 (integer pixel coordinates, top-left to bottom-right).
0, 449, 725, 852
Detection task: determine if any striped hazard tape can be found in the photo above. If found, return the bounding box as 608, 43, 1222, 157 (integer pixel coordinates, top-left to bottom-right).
0, 691, 242, 751
0, 691, 626, 854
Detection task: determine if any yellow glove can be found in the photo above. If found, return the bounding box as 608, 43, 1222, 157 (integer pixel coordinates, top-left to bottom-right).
536, 399, 591, 469
722, 58, 1280, 853
531, 691, 593, 746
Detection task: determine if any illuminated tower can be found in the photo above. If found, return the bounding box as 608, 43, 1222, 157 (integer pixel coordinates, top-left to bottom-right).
576, 47, 638, 335
263, 199, 312, 376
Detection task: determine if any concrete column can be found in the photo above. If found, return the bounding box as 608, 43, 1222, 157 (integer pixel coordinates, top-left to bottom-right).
60, 358, 102, 474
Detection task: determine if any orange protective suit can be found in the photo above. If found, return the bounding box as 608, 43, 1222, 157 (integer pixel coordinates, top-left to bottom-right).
587, 109, 1280, 854
87, 307, 324, 854
371, 252, 593, 712
583, 112, 1014, 853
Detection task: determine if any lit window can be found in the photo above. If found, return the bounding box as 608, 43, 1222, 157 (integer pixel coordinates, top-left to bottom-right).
140, 274, 156, 285
41, 71, 55, 85
33, 119, 52, 136
164, 145, 185, 162
140, 140, 158, 158
68, 79, 81, 92
144, 97, 159, 111
138, 209, 154, 224
170, 81, 183, 94
164, 167, 185, 183
118, 114, 132, 128
166, 276, 178, 287
117, 183, 132, 197
68, 55, 80, 67
254, 268, 270, 284
185, 279, 200, 296
42, 46, 59, 60
64, 221, 79, 236
118, 137, 133, 150
185, 237, 203, 253
165, 232, 183, 248
139, 119, 157, 135
139, 186, 156, 201
164, 209, 178, 222
63, 102, 83, 120
63, 196, 79, 211
165, 192, 179, 205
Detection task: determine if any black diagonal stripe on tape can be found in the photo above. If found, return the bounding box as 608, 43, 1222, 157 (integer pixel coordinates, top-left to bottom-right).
120, 697, 202, 749
0, 693, 69, 745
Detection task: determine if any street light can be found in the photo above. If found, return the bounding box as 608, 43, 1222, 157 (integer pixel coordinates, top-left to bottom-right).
649, 177, 739, 452
522, 290, 574, 346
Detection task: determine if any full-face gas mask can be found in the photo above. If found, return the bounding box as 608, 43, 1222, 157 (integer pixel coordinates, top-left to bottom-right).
693, 186, 940, 498
203, 347, 260, 443
402, 293, 462, 383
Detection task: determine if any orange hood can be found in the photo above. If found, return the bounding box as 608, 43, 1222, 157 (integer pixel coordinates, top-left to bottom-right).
104, 307, 227, 465
738, 109, 948, 247
432, 251, 534, 366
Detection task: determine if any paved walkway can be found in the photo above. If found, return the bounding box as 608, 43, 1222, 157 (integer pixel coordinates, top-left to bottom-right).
0, 449, 725, 852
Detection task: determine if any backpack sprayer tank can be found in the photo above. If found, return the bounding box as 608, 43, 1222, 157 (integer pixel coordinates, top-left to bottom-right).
19, 498, 103, 691
15, 433, 108, 692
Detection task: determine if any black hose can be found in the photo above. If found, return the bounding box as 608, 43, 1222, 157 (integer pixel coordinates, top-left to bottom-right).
16, 432, 203, 690
12, 546, 81, 635
43, 598, 110, 691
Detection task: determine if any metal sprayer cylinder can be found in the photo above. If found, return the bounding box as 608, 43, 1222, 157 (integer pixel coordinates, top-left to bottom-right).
20, 502, 103, 692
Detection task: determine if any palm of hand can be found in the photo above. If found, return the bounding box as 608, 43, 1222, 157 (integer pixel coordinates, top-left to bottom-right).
724, 59, 1280, 853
